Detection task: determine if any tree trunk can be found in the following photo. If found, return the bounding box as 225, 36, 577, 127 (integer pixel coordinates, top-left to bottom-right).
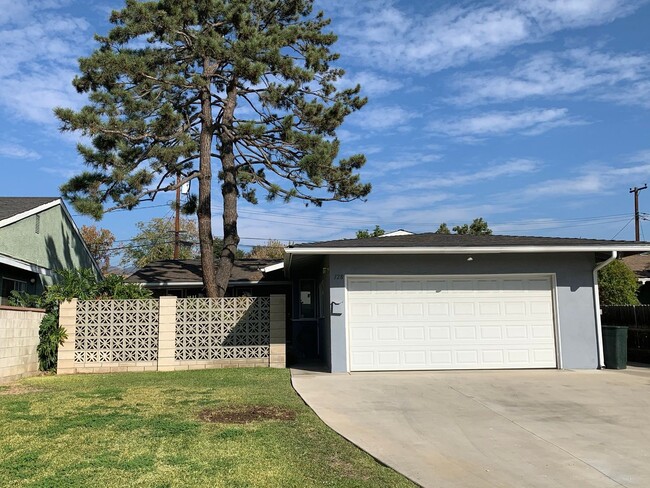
198, 70, 218, 297
214, 77, 240, 297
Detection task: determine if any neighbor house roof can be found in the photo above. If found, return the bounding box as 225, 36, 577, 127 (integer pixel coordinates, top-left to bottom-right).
0, 197, 59, 225
127, 258, 286, 286
380, 229, 414, 237
287, 233, 650, 254
622, 253, 650, 281
0, 197, 103, 277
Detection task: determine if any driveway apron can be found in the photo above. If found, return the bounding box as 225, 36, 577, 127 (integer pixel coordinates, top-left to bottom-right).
291, 369, 650, 488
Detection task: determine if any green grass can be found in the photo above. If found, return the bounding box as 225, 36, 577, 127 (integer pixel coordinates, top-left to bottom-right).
0, 369, 415, 487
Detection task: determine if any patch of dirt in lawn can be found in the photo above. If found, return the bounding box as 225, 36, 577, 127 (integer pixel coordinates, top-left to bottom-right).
198, 405, 296, 424
0, 385, 43, 395
330, 455, 370, 480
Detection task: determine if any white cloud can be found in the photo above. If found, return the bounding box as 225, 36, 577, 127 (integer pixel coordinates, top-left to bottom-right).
365, 151, 441, 177
1, 68, 87, 125
0, 0, 72, 26
518, 160, 650, 200
40, 164, 82, 179
428, 108, 583, 139
378, 159, 541, 194
0, 143, 40, 159
0, 3, 91, 125
396, 158, 540, 191
337, 71, 404, 97
324, 0, 643, 74
451, 48, 650, 105
349, 105, 417, 131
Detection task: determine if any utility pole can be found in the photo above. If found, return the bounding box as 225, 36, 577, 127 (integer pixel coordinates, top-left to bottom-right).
630, 184, 647, 242
174, 173, 181, 259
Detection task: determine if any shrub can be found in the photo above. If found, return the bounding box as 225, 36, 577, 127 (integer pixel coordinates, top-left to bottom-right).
598, 259, 640, 306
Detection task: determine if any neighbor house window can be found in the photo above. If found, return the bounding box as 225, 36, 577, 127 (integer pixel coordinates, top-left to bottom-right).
1, 278, 26, 299
35, 215, 40, 234
299, 279, 315, 318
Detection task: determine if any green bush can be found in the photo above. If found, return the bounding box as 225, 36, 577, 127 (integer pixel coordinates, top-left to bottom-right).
9, 269, 152, 372
598, 259, 640, 305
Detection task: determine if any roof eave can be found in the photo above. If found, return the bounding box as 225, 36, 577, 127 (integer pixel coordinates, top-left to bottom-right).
260, 262, 284, 273
0, 253, 52, 276
286, 245, 650, 255
0, 199, 60, 229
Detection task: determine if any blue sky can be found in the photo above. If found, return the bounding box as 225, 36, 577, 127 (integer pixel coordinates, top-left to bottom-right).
2, 0, 650, 254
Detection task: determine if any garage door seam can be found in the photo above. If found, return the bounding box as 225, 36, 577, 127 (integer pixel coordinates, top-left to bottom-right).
447, 386, 628, 488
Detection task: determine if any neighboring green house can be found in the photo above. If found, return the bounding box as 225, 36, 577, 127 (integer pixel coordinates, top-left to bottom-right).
0, 197, 101, 304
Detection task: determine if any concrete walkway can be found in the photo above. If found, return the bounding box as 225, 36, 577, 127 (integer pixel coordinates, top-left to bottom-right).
291, 368, 650, 488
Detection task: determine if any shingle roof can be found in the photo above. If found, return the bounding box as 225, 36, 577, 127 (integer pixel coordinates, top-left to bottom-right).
622, 254, 650, 279
0, 197, 59, 222
126, 258, 284, 284
290, 233, 647, 249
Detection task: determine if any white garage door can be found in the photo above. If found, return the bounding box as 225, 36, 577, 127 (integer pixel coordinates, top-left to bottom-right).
347, 275, 557, 371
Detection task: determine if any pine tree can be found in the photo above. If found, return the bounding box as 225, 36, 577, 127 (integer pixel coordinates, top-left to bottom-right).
356, 225, 385, 239
435, 218, 492, 235
55, 0, 370, 296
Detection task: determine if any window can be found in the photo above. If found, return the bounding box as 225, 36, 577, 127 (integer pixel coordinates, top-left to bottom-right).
299, 279, 315, 318
1, 278, 26, 299
35, 215, 40, 234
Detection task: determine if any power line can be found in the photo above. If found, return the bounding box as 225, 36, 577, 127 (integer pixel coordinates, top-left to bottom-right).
611, 217, 635, 240
72, 203, 170, 217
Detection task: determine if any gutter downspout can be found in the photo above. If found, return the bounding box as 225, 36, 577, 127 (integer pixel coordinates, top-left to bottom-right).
593, 251, 617, 369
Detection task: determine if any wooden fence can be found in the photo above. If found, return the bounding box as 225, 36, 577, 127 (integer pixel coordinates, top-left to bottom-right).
601, 305, 650, 363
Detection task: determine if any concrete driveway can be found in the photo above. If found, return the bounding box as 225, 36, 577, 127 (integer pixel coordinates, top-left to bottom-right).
291, 368, 650, 488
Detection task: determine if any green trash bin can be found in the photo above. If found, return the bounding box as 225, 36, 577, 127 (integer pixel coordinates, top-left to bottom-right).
602, 325, 628, 369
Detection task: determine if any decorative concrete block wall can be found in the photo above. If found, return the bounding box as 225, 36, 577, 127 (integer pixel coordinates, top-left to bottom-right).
0, 306, 44, 383
58, 295, 286, 374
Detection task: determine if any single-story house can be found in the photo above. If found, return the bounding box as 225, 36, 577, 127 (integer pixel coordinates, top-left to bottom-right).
622, 253, 650, 283
284, 233, 650, 373
127, 258, 330, 362
126, 258, 288, 298
0, 197, 101, 304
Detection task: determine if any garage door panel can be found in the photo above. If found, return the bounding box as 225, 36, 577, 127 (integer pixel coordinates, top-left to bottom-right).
350, 302, 372, 317
403, 327, 426, 340
348, 275, 557, 371
478, 302, 501, 315
505, 302, 526, 315
424, 280, 447, 292
404, 351, 427, 365
482, 350, 505, 364
377, 351, 400, 367
452, 302, 475, 315
428, 326, 451, 340
377, 327, 399, 341
376, 303, 399, 316
402, 280, 424, 291
530, 301, 552, 315
507, 350, 531, 364
455, 350, 479, 366
480, 326, 503, 339
454, 327, 477, 339
427, 303, 450, 315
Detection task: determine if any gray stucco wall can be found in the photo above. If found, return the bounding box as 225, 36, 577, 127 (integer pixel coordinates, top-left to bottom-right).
327, 252, 598, 372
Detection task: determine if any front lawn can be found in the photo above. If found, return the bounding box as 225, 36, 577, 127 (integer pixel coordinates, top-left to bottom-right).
0, 369, 414, 487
